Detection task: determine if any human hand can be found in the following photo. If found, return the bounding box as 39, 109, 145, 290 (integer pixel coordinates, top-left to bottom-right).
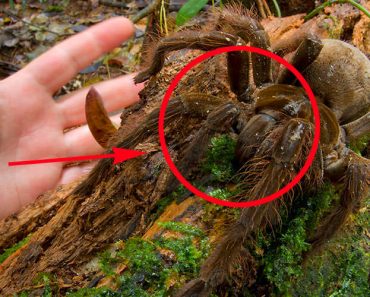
0, 17, 143, 219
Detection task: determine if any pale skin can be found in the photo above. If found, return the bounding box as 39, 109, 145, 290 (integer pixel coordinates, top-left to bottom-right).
0, 17, 143, 219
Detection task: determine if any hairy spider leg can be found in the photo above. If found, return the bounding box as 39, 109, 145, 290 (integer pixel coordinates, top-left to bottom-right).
308, 150, 369, 253
133, 30, 260, 103
235, 114, 277, 164
176, 97, 323, 296
202, 120, 318, 282
216, 8, 273, 88
134, 9, 275, 103
134, 31, 246, 84
277, 35, 323, 84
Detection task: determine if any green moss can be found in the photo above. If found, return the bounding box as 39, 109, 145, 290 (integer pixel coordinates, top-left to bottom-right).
281, 184, 338, 235
116, 223, 209, 295
67, 134, 237, 296
290, 201, 370, 297
263, 216, 311, 294
45, 5, 65, 12
208, 188, 234, 200
0, 234, 32, 264
156, 221, 209, 278
156, 236, 209, 275
202, 135, 237, 182
257, 184, 339, 295
118, 274, 151, 297
157, 221, 205, 237
117, 238, 162, 281
255, 184, 370, 296
202, 187, 241, 225
67, 287, 119, 297
348, 133, 370, 156
98, 250, 118, 276
15, 272, 56, 297
17, 293, 29, 297
69, 222, 210, 297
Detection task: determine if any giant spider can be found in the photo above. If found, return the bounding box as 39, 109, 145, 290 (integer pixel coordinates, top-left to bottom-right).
82, 6, 370, 296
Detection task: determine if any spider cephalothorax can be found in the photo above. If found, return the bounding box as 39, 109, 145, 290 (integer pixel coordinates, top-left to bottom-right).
82, 6, 370, 297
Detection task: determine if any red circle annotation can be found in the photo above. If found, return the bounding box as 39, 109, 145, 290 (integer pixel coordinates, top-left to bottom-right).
158, 46, 321, 208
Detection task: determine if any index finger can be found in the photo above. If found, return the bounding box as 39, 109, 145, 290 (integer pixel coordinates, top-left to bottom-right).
22, 17, 135, 94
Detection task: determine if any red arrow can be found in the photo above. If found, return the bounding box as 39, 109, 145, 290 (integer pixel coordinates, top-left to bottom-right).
8, 147, 146, 166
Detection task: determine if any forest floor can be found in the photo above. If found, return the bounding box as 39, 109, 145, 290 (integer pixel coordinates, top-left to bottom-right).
0, 0, 146, 90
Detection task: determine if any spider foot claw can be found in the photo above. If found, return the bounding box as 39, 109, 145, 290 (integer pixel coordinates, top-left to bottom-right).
134, 71, 151, 84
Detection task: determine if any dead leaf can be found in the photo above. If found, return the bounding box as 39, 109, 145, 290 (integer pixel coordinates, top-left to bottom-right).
3, 36, 19, 47
25, 44, 48, 60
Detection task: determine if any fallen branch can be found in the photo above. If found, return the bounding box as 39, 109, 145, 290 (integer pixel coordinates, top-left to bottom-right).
99, 0, 128, 8
131, 0, 162, 24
